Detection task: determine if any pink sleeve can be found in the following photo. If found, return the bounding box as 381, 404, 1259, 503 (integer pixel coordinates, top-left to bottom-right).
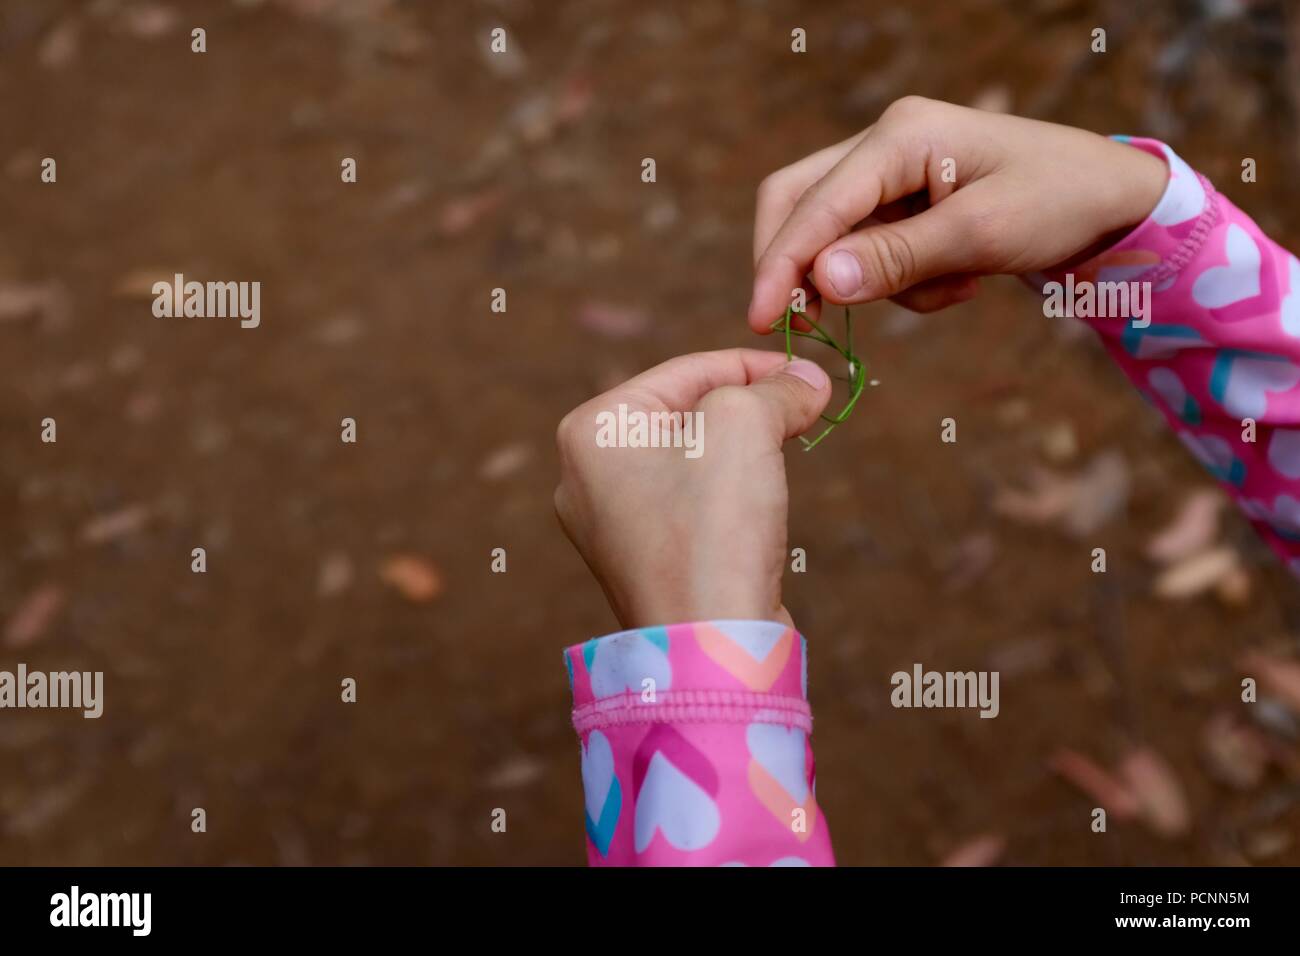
1031, 136, 1300, 575
564, 620, 834, 866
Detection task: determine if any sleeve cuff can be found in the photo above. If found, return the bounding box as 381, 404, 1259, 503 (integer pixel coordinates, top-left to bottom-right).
563, 620, 810, 734
1025, 136, 1222, 293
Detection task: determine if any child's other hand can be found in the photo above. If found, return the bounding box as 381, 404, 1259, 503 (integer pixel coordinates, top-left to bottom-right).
554, 349, 832, 630
748, 96, 1169, 329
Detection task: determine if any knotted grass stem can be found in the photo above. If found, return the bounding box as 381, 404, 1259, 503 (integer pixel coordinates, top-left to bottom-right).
769, 304, 868, 450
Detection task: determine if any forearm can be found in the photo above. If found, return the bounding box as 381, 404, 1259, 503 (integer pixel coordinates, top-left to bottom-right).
1030, 137, 1300, 573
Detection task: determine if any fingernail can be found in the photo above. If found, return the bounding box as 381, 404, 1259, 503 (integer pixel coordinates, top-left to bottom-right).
827, 250, 863, 297
784, 359, 829, 390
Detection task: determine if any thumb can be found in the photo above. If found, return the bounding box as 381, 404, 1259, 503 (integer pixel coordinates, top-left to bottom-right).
745, 358, 834, 441
811, 196, 981, 304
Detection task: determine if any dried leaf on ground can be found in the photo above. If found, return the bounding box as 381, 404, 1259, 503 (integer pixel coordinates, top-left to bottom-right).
317, 551, 354, 598
993, 467, 1075, 526
1039, 421, 1077, 463
436, 189, 502, 237
993, 451, 1128, 537
1063, 451, 1129, 536
113, 269, 179, 315
80, 504, 150, 545
478, 442, 533, 481
4, 584, 65, 649
576, 301, 649, 339
39, 19, 80, 69
1048, 748, 1140, 819
1146, 489, 1222, 564
1153, 546, 1240, 601
379, 554, 444, 603
485, 755, 545, 790
120, 4, 179, 38
0, 281, 70, 328
1119, 747, 1192, 838
1241, 650, 1300, 715
942, 532, 997, 592
939, 833, 1005, 867
554, 74, 594, 125
1202, 712, 1269, 790
1244, 828, 1292, 861
1214, 566, 1252, 608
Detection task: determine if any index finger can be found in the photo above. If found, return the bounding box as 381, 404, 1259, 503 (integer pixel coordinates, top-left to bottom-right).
606, 348, 791, 412
747, 126, 927, 330
753, 128, 871, 265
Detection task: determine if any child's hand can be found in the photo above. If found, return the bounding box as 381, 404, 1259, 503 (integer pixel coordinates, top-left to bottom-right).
748, 95, 1169, 328
554, 349, 832, 630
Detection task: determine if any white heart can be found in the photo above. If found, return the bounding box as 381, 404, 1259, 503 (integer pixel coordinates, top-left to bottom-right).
1192, 224, 1261, 309
720, 856, 812, 867
1127, 327, 1204, 360
712, 621, 785, 661
1268, 429, 1300, 480
1179, 432, 1238, 475
1151, 147, 1206, 226
1241, 495, 1300, 536
580, 730, 617, 824
1217, 354, 1300, 419
1097, 263, 1154, 284
1282, 257, 1300, 337
746, 723, 809, 802
633, 752, 720, 853
1147, 367, 1188, 416
587, 631, 672, 698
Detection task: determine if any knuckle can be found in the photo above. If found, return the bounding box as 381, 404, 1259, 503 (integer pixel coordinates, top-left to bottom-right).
793, 186, 850, 238
700, 384, 761, 422
883, 94, 933, 123
865, 227, 917, 292
555, 408, 585, 455
756, 171, 788, 205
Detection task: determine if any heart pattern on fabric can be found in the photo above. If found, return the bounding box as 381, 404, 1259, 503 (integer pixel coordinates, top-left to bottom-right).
632, 724, 720, 853
1193, 225, 1261, 310
581, 730, 622, 857
693, 621, 793, 691
1281, 256, 1300, 338
1179, 431, 1246, 486
1151, 145, 1207, 227
1147, 367, 1200, 425
1241, 494, 1300, 539
1121, 323, 1205, 360
746, 722, 818, 842
720, 856, 812, 867
1269, 429, 1300, 480
1208, 349, 1300, 420
1093, 249, 1162, 284
583, 627, 672, 698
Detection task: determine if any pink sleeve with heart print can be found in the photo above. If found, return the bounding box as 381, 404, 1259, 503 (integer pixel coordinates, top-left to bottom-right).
1035, 136, 1300, 573
564, 620, 834, 866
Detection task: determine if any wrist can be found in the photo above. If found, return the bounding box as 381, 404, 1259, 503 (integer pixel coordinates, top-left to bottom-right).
1101, 137, 1168, 236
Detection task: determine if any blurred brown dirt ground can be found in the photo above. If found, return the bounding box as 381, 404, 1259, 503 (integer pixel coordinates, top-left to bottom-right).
2, 0, 1300, 865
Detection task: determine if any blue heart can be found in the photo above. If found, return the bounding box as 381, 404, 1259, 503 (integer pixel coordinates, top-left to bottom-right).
584, 776, 622, 856
1122, 323, 1204, 360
